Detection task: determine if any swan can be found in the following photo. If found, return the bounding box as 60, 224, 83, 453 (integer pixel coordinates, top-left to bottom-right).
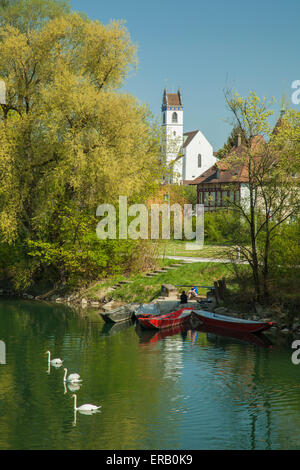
72, 394, 101, 412
63, 368, 82, 383
45, 350, 63, 366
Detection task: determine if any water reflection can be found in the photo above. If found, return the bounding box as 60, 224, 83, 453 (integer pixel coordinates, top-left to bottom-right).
0, 300, 299, 450
100, 320, 134, 337
64, 381, 82, 394
136, 322, 273, 349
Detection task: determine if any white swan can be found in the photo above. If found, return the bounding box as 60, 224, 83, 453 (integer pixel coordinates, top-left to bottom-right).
63, 368, 82, 383
45, 350, 63, 366
72, 394, 101, 412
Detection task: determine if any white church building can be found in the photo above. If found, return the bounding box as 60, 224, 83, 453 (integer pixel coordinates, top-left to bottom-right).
161, 88, 216, 183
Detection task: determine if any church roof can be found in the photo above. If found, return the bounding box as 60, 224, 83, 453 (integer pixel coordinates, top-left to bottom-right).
166, 93, 181, 106
183, 130, 198, 148
162, 89, 182, 107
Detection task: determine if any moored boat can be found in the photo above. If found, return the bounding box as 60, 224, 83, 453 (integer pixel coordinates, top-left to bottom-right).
134, 303, 161, 318
137, 307, 194, 330
191, 310, 275, 334
100, 305, 137, 324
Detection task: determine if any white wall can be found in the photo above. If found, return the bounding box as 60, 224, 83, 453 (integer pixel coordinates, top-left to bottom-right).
162, 108, 183, 182
183, 130, 216, 181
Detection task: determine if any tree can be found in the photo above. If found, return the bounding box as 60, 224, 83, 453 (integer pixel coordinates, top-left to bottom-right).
0, 0, 162, 289
0, 0, 70, 30
223, 90, 300, 303
215, 124, 246, 159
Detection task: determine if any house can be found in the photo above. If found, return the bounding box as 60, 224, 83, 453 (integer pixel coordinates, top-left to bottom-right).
161, 88, 216, 183
187, 136, 264, 210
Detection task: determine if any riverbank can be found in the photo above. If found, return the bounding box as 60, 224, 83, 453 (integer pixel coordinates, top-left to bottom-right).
2, 257, 299, 343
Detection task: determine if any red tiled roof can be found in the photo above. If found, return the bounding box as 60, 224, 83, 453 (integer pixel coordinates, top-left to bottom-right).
189, 137, 265, 185
163, 89, 182, 107
166, 93, 181, 106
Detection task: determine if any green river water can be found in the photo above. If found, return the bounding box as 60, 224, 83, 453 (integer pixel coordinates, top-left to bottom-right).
0, 299, 299, 450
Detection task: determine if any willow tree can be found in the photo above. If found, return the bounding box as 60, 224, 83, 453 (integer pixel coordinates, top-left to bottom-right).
0, 0, 161, 288
223, 90, 300, 303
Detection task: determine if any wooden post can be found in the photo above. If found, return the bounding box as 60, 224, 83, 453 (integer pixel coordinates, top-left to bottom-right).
214, 281, 220, 304
218, 279, 223, 300
222, 277, 227, 298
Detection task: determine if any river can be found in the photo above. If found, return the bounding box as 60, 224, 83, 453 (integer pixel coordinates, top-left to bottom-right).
0, 299, 299, 450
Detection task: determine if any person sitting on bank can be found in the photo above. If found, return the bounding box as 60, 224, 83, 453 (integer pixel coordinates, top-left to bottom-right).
188, 286, 198, 299
180, 291, 188, 304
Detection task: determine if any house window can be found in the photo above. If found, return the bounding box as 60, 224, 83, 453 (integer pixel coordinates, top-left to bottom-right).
163, 112, 166, 124
173, 131, 176, 136
198, 154, 202, 168
217, 192, 221, 206
172, 112, 178, 123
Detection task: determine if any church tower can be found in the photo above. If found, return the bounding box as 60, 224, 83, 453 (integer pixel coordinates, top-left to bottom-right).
161, 88, 183, 182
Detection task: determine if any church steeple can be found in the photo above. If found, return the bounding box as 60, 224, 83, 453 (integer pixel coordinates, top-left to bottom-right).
161, 88, 184, 182
280, 93, 287, 118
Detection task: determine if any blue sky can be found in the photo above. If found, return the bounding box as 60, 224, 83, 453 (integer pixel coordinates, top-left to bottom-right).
70, 0, 300, 150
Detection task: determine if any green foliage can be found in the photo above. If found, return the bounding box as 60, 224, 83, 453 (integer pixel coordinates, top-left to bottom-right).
261, 217, 300, 276
215, 125, 246, 159
204, 210, 249, 245
180, 185, 197, 206
0, 0, 71, 31
0, 0, 162, 291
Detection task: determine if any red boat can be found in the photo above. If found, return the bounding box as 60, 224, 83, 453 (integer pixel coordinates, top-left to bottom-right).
137, 307, 194, 330
191, 310, 275, 333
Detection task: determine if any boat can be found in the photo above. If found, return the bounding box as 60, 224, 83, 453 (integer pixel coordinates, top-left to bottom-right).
137, 307, 194, 330
134, 300, 200, 320
100, 305, 138, 324
190, 310, 276, 334
134, 303, 161, 318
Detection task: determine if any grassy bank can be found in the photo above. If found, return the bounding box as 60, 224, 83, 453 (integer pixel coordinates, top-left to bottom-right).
82, 261, 238, 304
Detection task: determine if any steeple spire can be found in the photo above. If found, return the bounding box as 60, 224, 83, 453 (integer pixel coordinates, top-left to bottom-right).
280, 92, 287, 118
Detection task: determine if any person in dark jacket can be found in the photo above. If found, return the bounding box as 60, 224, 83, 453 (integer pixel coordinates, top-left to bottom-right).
180, 291, 188, 304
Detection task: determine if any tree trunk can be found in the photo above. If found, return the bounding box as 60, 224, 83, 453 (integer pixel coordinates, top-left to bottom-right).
249, 185, 261, 302
262, 220, 271, 303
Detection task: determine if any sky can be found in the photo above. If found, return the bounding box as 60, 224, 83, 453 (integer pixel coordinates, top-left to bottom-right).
71, 0, 300, 150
